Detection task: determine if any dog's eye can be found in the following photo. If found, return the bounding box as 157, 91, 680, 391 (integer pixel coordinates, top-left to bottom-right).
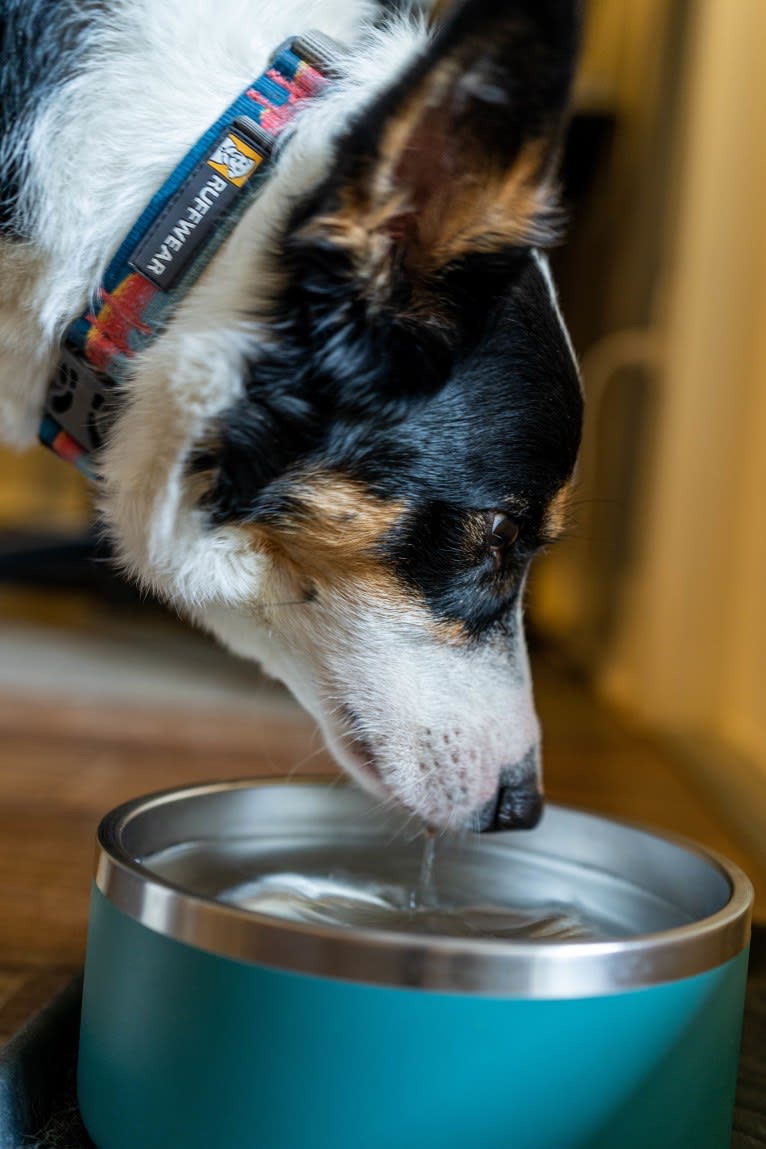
488, 512, 520, 566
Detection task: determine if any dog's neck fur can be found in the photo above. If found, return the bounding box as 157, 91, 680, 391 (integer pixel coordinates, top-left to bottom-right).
0, 0, 427, 444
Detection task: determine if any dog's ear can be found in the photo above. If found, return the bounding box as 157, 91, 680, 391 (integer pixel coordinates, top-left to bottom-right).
288, 0, 580, 319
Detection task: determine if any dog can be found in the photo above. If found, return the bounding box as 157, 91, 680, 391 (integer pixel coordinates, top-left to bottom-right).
0, 0, 583, 831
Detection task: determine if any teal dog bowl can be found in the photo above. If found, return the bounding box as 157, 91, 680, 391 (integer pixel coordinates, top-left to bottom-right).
78, 781, 752, 1149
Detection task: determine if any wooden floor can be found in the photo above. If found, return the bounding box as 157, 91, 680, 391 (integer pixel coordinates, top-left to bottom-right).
1, 649, 763, 1045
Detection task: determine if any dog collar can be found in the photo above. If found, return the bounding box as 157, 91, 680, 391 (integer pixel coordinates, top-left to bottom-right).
39, 32, 341, 478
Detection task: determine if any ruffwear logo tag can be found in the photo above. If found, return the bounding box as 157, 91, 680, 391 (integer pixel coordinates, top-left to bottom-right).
131, 125, 267, 290
207, 133, 263, 186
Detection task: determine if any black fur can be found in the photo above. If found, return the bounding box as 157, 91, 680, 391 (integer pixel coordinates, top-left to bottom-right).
202, 0, 583, 638
205, 251, 582, 636
0, 0, 101, 234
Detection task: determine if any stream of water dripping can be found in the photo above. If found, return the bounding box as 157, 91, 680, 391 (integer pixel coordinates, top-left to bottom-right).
409, 831, 437, 912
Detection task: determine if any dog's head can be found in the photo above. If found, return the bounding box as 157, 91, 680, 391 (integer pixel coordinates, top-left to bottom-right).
109, 0, 582, 830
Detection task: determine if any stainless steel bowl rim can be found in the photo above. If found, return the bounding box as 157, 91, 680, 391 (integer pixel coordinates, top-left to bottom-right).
94, 780, 753, 998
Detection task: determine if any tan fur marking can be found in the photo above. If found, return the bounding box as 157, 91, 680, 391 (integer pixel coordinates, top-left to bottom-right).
428, 0, 457, 25
249, 473, 407, 596
543, 480, 574, 542
373, 72, 553, 266
415, 142, 554, 266
309, 140, 552, 287
456, 510, 489, 559
299, 32, 557, 314
427, 614, 474, 647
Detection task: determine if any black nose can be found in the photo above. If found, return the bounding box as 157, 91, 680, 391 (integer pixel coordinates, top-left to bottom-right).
472, 772, 544, 833
491, 784, 544, 831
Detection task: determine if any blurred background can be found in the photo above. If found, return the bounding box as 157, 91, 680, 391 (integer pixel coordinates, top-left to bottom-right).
1, 0, 765, 1023
538, 0, 766, 864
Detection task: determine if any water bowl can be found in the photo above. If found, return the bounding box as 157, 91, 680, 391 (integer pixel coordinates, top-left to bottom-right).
78, 779, 752, 1149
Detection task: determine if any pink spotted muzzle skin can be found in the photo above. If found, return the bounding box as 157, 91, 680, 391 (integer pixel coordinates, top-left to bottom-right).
306, 600, 546, 836
340, 731, 544, 835
341, 739, 545, 834
334, 739, 544, 835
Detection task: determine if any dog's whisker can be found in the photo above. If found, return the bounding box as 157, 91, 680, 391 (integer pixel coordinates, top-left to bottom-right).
260, 599, 317, 609
283, 741, 332, 778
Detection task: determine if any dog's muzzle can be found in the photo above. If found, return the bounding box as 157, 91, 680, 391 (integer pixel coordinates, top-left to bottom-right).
471, 750, 544, 833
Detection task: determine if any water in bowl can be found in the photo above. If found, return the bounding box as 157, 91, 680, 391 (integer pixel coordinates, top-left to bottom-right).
142, 822, 689, 946
217, 836, 610, 942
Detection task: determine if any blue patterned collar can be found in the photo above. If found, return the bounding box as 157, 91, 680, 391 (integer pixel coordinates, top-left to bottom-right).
40, 31, 341, 477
